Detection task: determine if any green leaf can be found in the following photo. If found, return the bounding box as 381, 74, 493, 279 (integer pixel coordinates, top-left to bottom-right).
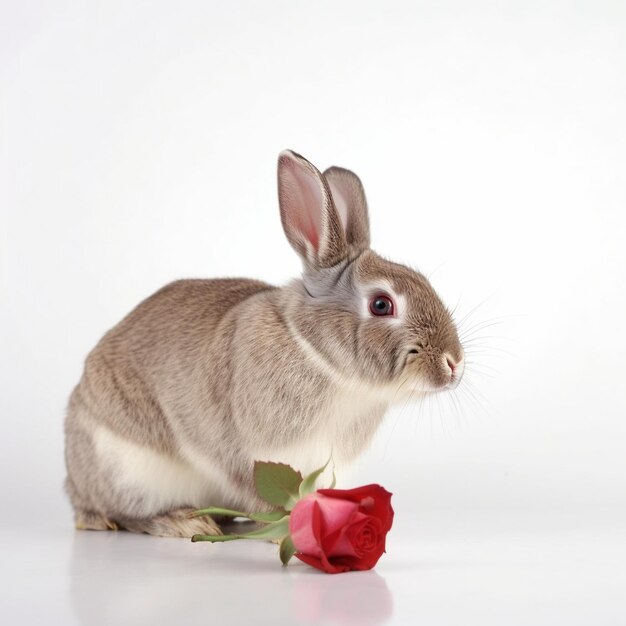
298, 455, 333, 498
254, 461, 303, 510
328, 467, 337, 490
279, 534, 297, 566
248, 510, 288, 523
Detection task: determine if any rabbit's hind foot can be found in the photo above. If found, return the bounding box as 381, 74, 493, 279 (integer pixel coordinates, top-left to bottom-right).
117, 508, 223, 538
75, 510, 119, 531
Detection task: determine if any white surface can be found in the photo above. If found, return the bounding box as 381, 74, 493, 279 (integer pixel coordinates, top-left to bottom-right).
1, 1, 626, 623
3, 512, 625, 626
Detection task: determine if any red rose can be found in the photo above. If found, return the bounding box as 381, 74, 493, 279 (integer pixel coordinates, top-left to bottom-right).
288, 484, 394, 574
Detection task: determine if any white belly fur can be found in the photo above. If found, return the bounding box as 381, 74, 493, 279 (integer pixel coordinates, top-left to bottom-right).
93, 425, 238, 516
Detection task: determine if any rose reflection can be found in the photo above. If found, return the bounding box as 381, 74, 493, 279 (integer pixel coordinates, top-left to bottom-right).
70, 531, 393, 626
289, 567, 393, 626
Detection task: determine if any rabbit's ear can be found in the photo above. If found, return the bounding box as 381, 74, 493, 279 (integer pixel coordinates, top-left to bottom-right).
323, 166, 370, 250
278, 150, 348, 267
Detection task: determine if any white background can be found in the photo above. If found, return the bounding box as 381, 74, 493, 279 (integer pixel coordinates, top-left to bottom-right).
1, 1, 625, 625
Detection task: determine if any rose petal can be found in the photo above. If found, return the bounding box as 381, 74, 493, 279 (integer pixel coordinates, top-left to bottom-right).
323, 511, 370, 558
317, 485, 394, 532
314, 494, 360, 535
331, 513, 383, 560
295, 552, 349, 574
289, 498, 323, 557
290, 492, 360, 555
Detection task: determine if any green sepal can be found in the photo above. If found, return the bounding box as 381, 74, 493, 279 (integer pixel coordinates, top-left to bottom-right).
279, 534, 297, 565
254, 461, 303, 510
298, 455, 333, 498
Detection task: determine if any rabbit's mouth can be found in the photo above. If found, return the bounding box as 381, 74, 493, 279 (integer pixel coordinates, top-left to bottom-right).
399, 347, 465, 392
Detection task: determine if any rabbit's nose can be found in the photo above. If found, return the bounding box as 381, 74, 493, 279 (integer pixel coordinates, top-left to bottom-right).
444, 353, 465, 384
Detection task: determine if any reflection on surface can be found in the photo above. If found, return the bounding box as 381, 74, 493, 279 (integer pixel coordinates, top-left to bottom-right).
289, 566, 393, 625
70, 531, 393, 626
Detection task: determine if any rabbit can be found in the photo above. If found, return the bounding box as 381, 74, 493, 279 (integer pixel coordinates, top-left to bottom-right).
64, 149, 465, 537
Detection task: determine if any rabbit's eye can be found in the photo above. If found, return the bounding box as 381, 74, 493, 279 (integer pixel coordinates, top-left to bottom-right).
369, 295, 394, 316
